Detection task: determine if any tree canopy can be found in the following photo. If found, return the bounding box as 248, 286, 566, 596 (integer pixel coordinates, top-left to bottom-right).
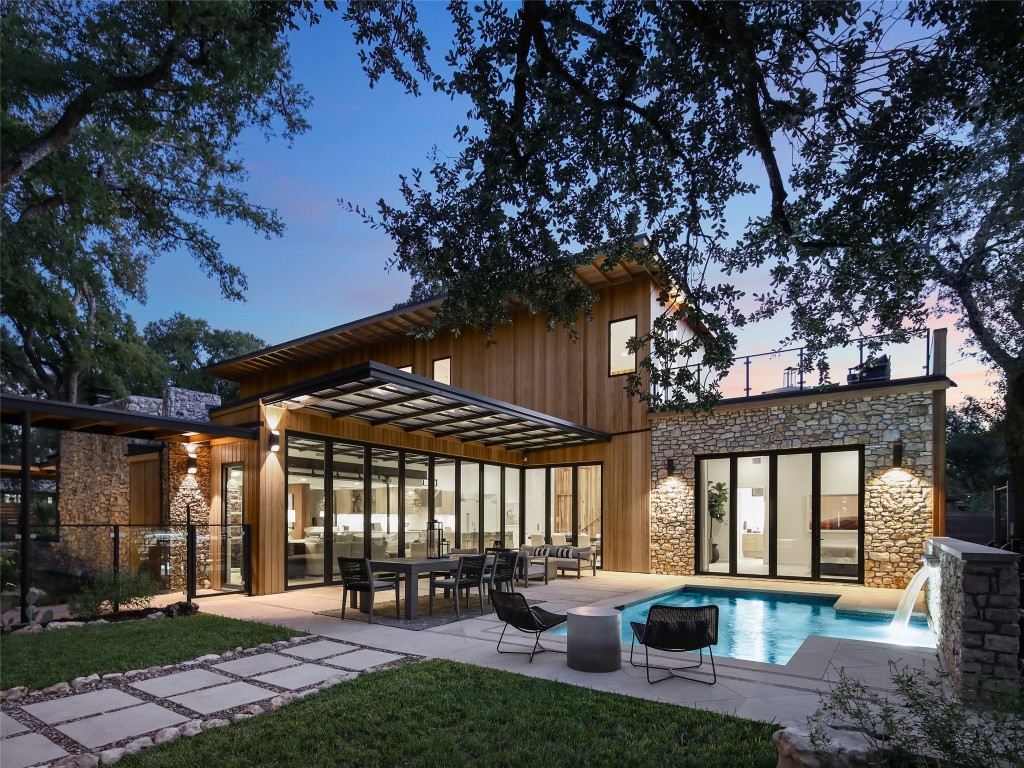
347, 0, 1024, 537
0, 0, 329, 402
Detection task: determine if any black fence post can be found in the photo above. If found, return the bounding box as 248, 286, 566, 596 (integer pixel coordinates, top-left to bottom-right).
186, 525, 197, 600
19, 410, 31, 624
112, 525, 120, 613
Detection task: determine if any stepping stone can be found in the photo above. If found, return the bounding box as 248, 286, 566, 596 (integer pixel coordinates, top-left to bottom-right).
253, 663, 344, 691
213, 653, 298, 677
1, 711, 29, 737
280, 640, 358, 660
56, 703, 187, 750
168, 681, 272, 715
322, 649, 403, 671
0, 732, 68, 768
131, 669, 232, 697
22, 688, 143, 725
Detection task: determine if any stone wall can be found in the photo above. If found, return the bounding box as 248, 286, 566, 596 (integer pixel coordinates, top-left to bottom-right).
651, 390, 935, 588
57, 432, 131, 574
927, 537, 1020, 691
165, 443, 212, 591
163, 387, 220, 420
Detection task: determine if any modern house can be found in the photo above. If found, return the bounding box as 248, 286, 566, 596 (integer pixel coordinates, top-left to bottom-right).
193, 259, 951, 596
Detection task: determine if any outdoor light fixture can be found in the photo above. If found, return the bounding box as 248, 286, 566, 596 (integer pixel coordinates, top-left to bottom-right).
883, 427, 903, 468
667, 458, 675, 476
269, 430, 280, 452
186, 454, 197, 474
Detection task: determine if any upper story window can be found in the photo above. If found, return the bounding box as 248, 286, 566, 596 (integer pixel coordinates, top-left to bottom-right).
609, 317, 637, 376
433, 357, 451, 385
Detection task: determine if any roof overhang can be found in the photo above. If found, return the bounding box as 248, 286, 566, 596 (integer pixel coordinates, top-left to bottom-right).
0, 393, 258, 445
257, 361, 611, 453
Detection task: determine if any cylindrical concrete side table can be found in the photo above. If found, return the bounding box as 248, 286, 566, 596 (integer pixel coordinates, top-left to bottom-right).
567, 606, 622, 672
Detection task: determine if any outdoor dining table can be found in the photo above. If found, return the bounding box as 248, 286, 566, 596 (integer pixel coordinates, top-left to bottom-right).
368, 556, 461, 620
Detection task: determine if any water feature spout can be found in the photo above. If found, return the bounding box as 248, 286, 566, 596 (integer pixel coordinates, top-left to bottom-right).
890, 561, 933, 631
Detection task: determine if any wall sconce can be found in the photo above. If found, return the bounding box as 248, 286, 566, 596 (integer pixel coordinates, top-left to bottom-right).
269, 430, 280, 452
186, 453, 197, 474
667, 458, 675, 476
883, 427, 903, 468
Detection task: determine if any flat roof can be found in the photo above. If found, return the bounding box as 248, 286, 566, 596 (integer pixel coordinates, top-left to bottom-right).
1, 393, 258, 445
252, 361, 611, 453
206, 258, 659, 381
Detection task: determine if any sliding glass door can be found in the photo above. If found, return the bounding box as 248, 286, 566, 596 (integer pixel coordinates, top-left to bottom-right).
698, 447, 863, 581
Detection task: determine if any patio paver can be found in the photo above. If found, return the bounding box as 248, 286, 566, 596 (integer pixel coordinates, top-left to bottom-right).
279, 639, 358, 660
322, 649, 404, 671
213, 652, 299, 677
0, 711, 29, 737
56, 703, 188, 750
1, 732, 69, 768
167, 681, 273, 715
252, 663, 344, 691
22, 689, 143, 725
131, 669, 233, 697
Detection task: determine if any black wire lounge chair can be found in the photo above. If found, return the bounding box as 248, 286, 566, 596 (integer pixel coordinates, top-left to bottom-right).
490, 588, 567, 662
629, 604, 718, 684
429, 554, 488, 619
337, 556, 400, 625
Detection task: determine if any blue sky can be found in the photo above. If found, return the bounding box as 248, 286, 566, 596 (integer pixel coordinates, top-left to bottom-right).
126, 7, 993, 404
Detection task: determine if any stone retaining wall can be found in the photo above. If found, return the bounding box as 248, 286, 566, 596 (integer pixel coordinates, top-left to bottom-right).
927, 537, 1020, 690
651, 390, 935, 588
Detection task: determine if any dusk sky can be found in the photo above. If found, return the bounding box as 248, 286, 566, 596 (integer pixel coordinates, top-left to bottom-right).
126, 6, 995, 406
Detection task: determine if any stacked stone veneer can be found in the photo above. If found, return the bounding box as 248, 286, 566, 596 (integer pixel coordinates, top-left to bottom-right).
927, 537, 1020, 690
57, 388, 220, 588
651, 390, 934, 588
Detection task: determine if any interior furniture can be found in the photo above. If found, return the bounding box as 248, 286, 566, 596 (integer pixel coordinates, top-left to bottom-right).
550, 533, 568, 546
490, 589, 567, 662
336, 556, 399, 624
429, 553, 488, 619
567, 606, 622, 672
534, 546, 596, 578
628, 603, 719, 684
741, 533, 763, 557
368, 556, 459, 620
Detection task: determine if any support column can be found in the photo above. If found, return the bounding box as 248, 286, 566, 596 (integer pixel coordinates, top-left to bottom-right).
19, 410, 31, 623
931, 328, 947, 536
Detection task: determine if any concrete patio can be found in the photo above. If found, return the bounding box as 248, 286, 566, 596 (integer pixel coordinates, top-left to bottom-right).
196, 570, 938, 724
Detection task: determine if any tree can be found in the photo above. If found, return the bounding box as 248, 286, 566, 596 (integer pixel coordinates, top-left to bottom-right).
346, 1, 1024, 539
947, 397, 1008, 518
143, 313, 265, 402
0, 0, 330, 402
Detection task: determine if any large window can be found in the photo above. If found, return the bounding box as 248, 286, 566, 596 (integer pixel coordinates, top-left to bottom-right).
698, 448, 862, 582
433, 357, 451, 384
609, 317, 637, 376
282, 432, 603, 588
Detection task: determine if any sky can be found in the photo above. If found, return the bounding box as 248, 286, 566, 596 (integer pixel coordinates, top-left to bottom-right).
125, 6, 997, 407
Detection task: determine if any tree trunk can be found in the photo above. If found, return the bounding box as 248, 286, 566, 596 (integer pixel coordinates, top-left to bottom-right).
1004, 370, 1024, 546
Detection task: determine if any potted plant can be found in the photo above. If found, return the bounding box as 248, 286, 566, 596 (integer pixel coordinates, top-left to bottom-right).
706, 481, 728, 564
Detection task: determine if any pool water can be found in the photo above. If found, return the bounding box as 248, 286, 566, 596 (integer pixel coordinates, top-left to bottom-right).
551, 587, 935, 665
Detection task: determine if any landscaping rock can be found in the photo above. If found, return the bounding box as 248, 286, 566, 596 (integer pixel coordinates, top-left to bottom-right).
4, 686, 28, 701
44, 682, 72, 695
272, 640, 291, 648
195, 654, 221, 663
245, 704, 264, 716
47, 621, 86, 630
14, 624, 43, 634
71, 674, 99, 691
124, 737, 153, 755
773, 724, 881, 768
289, 636, 305, 644
146, 612, 165, 620
163, 601, 199, 618
101, 673, 123, 681
180, 720, 204, 738
98, 747, 125, 765
231, 713, 253, 723
154, 727, 181, 745
202, 718, 230, 730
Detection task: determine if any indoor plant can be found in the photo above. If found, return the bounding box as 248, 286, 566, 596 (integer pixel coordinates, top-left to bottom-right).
706, 481, 728, 564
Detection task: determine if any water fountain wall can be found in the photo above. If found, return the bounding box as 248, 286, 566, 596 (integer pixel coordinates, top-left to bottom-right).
926, 537, 1020, 691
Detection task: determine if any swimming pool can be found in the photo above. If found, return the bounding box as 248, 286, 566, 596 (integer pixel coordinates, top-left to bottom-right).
551, 587, 935, 665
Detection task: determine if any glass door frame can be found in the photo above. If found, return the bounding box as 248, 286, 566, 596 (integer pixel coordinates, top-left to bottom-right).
695, 446, 865, 583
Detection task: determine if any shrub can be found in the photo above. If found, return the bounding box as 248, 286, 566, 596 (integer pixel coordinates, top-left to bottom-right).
68, 569, 160, 619
810, 662, 1024, 767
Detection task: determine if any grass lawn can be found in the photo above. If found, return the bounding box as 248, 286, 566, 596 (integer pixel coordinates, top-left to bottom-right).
120, 660, 779, 768
0, 614, 303, 690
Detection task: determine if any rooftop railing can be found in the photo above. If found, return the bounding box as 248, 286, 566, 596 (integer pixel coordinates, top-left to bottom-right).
651, 330, 936, 406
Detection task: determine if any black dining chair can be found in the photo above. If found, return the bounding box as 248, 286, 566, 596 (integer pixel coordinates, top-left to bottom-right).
337, 556, 400, 624
628, 603, 719, 684
489, 549, 519, 595
429, 554, 487, 619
